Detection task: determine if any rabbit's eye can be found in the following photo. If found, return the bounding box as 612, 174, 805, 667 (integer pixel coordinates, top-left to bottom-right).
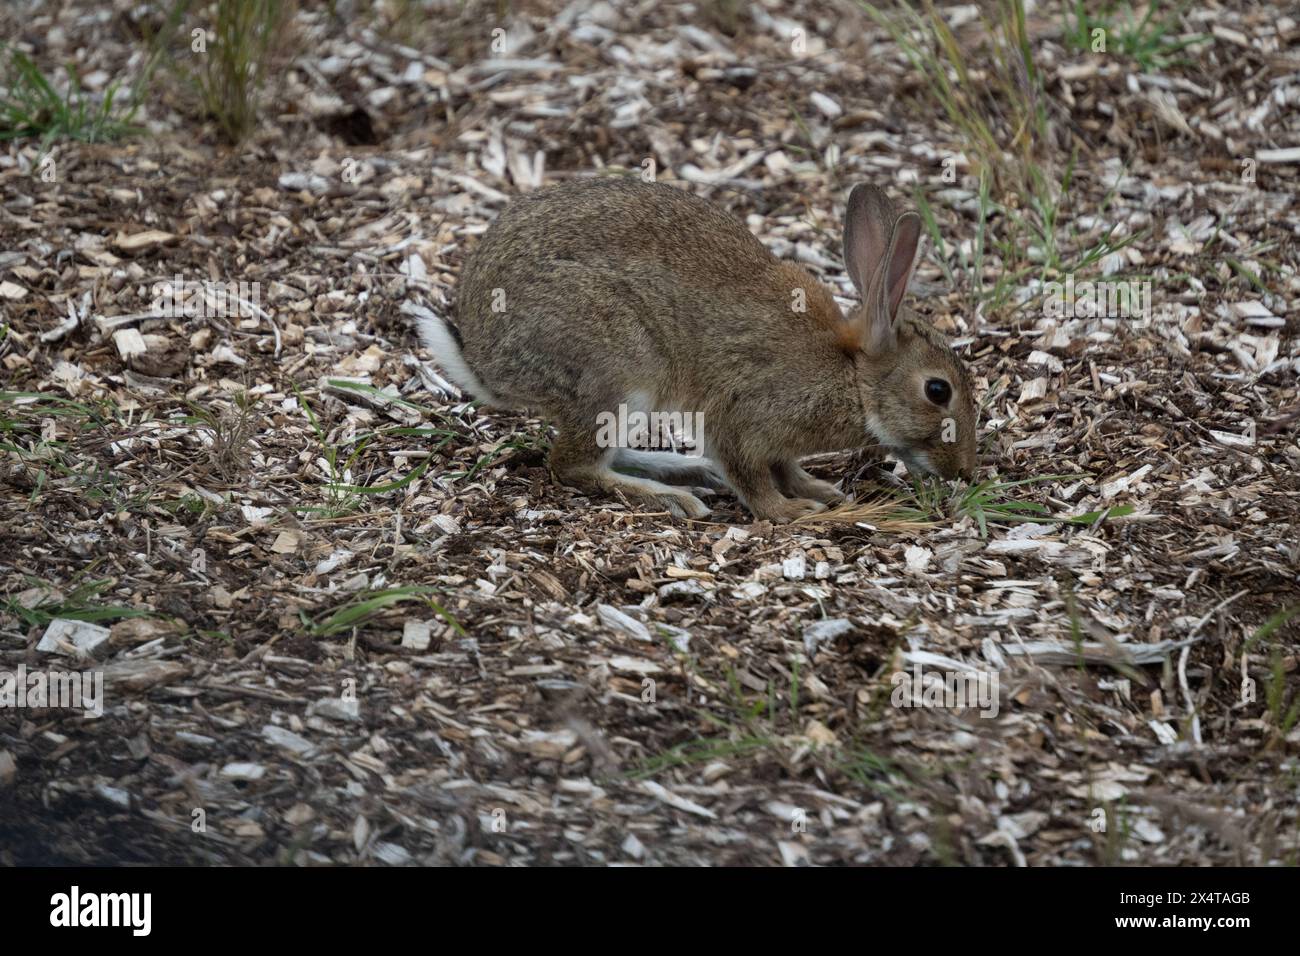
925, 378, 952, 405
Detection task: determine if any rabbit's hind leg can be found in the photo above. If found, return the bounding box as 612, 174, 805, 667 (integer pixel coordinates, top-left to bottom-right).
550, 426, 711, 520
611, 449, 731, 492
772, 461, 846, 506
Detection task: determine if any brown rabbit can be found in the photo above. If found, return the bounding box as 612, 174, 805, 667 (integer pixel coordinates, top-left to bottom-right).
417, 177, 977, 523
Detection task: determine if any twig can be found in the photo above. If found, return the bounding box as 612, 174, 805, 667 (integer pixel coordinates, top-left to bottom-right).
1178, 589, 1249, 746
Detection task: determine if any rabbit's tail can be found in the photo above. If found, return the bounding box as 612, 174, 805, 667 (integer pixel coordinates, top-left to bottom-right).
407, 303, 501, 404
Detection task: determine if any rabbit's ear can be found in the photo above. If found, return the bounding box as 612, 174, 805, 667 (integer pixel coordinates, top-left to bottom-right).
847, 189, 922, 355
861, 212, 922, 352
842, 184, 897, 296
873, 210, 922, 322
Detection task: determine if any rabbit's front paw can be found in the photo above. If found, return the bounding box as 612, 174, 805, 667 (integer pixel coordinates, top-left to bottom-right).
773, 462, 844, 505
797, 478, 845, 506
753, 497, 826, 524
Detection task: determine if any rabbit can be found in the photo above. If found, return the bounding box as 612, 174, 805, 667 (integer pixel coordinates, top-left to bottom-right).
416, 177, 978, 523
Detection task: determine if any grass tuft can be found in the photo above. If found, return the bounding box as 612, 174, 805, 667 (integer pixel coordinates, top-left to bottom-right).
866, 2, 1148, 323
862, 0, 1048, 201
0, 45, 140, 148
183, 392, 259, 482
307, 585, 464, 638
799, 472, 1135, 537
293, 385, 450, 518
2, 575, 152, 629
1064, 1, 1210, 72
793, 496, 934, 531
162, 0, 294, 143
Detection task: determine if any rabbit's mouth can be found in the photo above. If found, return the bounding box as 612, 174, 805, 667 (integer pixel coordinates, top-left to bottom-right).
898, 447, 973, 483
897, 448, 938, 479
865, 416, 943, 479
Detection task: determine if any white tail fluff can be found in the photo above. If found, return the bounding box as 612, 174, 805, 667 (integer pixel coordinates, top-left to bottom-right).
403, 301, 500, 404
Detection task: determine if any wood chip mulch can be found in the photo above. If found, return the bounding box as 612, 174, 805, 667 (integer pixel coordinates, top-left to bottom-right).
0, 0, 1297, 865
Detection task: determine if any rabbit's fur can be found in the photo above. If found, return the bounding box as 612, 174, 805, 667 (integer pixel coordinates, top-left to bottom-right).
418, 177, 977, 523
